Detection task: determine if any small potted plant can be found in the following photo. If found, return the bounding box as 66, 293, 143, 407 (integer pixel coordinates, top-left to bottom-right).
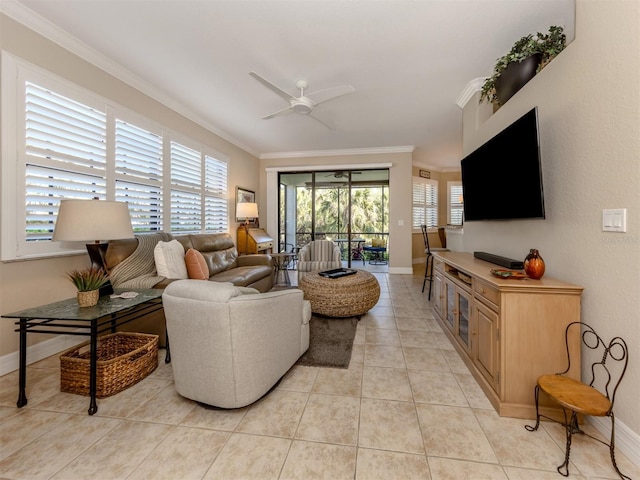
480, 26, 566, 107
66, 267, 110, 307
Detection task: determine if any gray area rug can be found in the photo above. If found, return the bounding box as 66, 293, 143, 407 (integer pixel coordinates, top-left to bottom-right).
296, 315, 358, 369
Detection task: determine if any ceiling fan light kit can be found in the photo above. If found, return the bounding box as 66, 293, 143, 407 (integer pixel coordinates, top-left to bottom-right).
250, 71, 354, 128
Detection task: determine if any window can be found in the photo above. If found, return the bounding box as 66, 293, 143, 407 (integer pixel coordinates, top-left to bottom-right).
448, 181, 464, 225
412, 178, 438, 229
1, 54, 229, 260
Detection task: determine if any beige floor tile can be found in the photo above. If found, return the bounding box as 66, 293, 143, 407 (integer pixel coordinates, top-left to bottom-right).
29, 355, 61, 370
541, 420, 640, 479
424, 317, 443, 332
474, 409, 568, 472
147, 355, 174, 381
93, 378, 173, 418
503, 466, 586, 479
127, 426, 229, 480
356, 448, 431, 480
428, 457, 508, 480
236, 390, 308, 438
454, 373, 494, 410
203, 433, 291, 480
362, 366, 413, 402
127, 383, 196, 424
364, 315, 397, 330
432, 331, 456, 350
295, 394, 360, 445
365, 327, 401, 346
368, 305, 394, 316
395, 316, 428, 331
441, 349, 471, 374
277, 365, 319, 392
280, 440, 357, 480
0, 409, 71, 461
52, 420, 173, 479
409, 370, 468, 406
364, 344, 406, 368
180, 402, 248, 431
393, 306, 425, 318
416, 403, 498, 463
398, 329, 439, 349
359, 398, 424, 454
0, 368, 60, 408
403, 347, 450, 372
312, 364, 363, 397
350, 343, 365, 365
0, 414, 121, 480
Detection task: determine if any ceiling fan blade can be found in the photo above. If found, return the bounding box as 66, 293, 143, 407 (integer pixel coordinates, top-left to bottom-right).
309, 113, 336, 130
262, 105, 293, 119
306, 85, 355, 106
249, 72, 295, 101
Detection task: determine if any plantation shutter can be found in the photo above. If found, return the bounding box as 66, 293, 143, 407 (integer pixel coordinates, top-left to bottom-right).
24, 82, 107, 241
204, 155, 228, 232
449, 183, 464, 225
114, 119, 163, 232
412, 179, 438, 229
170, 141, 202, 233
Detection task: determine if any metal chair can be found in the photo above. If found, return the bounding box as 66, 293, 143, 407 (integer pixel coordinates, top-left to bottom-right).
525, 322, 630, 479
421, 225, 446, 298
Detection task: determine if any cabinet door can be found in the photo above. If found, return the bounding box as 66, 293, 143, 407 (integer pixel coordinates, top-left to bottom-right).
456, 288, 472, 353
444, 279, 456, 332
433, 271, 443, 317
474, 301, 500, 390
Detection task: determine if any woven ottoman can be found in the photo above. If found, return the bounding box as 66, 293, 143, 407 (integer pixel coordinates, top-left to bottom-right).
299, 270, 380, 318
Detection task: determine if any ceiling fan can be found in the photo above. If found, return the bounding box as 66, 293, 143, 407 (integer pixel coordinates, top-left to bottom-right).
250, 71, 354, 129
326, 171, 362, 178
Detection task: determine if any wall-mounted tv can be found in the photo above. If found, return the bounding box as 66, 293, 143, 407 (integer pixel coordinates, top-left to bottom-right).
461, 107, 545, 221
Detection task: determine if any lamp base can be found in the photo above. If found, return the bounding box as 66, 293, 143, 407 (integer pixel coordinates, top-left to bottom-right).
85, 243, 114, 297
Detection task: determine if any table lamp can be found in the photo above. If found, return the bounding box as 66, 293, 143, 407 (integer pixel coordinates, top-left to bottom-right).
53, 199, 134, 296
236, 202, 258, 230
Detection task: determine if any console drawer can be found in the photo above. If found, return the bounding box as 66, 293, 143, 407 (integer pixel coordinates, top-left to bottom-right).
474, 280, 500, 309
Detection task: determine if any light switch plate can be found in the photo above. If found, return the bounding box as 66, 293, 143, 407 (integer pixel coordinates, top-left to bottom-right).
602, 208, 627, 232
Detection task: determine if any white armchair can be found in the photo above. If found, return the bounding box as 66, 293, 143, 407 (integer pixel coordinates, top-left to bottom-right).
162, 280, 311, 408
297, 240, 342, 282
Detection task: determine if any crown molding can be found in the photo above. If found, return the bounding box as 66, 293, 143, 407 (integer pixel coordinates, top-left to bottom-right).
456, 77, 485, 109
413, 161, 460, 174
260, 145, 414, 160
0, 1, 259, 158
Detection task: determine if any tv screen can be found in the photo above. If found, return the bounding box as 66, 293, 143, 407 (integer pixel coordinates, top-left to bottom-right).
461, 107, 544, 221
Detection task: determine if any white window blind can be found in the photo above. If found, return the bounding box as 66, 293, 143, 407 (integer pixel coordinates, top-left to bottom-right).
115, 119, 163, 232
204, 155, 228, 232
24, 82, 107, 242
412, 178, 438, 229
448, 182, 464, 225
170, 141, 202, 233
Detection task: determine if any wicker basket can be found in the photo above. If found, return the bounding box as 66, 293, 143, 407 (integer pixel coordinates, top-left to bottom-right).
60, 332, 158, 398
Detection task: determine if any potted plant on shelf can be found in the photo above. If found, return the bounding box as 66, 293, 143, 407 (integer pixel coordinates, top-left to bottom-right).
66, 267, 110, 307
480, 26, 567, 107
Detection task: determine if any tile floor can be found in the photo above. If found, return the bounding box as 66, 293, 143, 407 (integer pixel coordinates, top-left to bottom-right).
1, 271, 638, 480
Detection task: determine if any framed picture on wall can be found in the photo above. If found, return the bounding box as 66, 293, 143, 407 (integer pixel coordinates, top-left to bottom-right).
236, 187, 256, 223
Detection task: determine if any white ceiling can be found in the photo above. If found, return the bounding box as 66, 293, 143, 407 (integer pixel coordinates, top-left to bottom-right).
5, 0, 575, 168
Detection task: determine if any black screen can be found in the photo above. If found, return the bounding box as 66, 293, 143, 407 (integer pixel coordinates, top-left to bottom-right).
461, 107, 545, 221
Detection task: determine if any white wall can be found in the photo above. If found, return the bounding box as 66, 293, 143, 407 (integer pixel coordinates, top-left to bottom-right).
460, 0, 639, 445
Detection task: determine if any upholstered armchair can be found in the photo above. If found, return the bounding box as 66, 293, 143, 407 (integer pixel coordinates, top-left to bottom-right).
297, 240, 342, 282
162, 280, 310, 408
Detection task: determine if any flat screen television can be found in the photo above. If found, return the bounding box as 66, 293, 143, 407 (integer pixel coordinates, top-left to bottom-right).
461, 107, 545, 221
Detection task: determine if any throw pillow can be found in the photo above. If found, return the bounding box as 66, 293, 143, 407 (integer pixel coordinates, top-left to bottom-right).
154, 240, 188, 279
185, 248, 209, 280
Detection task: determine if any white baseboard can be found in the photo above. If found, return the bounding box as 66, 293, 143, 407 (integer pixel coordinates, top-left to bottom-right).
0, 333, 85, 376
589, 416, 640, 468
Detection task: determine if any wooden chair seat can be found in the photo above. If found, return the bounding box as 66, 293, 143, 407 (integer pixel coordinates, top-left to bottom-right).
538, 374, 610, 416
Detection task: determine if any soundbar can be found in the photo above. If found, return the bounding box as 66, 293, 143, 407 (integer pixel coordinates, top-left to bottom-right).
474, 251, 524, 269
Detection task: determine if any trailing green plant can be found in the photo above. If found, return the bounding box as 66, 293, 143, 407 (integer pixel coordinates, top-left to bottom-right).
480, 26, 567, 105
66, 267, 109, 292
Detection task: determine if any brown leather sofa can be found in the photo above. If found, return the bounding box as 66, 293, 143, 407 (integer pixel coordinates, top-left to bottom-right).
104, 232, 275, 343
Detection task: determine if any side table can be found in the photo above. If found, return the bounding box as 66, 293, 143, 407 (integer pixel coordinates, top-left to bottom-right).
271, 252, 294, 286
2, 289, 166, 415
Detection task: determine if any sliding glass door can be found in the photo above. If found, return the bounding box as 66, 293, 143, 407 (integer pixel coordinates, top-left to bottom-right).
278, 169, 389, 268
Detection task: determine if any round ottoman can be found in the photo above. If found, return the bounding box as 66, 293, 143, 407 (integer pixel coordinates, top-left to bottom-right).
299, 270, 380, 318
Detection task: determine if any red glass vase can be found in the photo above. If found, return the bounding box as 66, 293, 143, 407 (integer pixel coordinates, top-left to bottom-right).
524, 249, 545, 279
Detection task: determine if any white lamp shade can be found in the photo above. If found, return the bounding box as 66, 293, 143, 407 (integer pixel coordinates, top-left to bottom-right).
52, 200, 134, 242
236, 202, 259, 219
